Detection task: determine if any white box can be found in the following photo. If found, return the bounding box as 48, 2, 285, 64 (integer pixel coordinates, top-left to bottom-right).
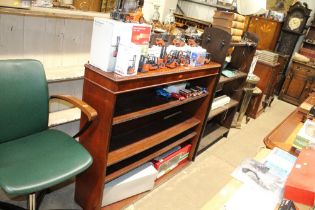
114, 43, 141, 76
90, 18, 151, 72
211, 95, 231, 110
102, 162, 158, 206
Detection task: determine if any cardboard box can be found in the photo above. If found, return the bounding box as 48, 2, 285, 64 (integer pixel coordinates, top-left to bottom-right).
284, 148, 315, 207
114, 43, 141, 76
153, 144, 191, 179
190, 48, 207, 67
102, 162, 158, 206
90, 18, 151, 72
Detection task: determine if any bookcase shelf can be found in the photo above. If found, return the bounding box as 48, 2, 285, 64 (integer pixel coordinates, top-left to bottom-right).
75, 63, 220, 210
208, 99, 239, 120
198, 123, 229, 153
113, 93, 208, 125
105, 131, 197, 183
108, 117, 200, 166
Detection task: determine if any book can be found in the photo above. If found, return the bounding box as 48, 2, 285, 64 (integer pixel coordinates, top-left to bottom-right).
232, 35, 242, 42
213, 18, 245, 30
213, 26, 243, 36
213, 11, 245, 22
284, 148, 315, 206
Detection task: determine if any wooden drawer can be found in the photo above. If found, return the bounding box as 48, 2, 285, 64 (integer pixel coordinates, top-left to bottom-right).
292, 62, 314, 77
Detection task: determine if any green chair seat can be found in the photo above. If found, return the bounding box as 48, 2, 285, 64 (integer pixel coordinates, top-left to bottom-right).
0, 129, 92, 196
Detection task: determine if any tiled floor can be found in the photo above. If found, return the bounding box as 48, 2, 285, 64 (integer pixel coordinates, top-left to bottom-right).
0, 98, 296, 210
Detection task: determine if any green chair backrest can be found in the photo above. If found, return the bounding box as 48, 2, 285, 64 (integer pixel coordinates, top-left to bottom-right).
0, 60, 49, 143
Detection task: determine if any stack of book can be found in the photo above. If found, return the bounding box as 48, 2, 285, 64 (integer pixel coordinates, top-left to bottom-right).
212, 11, 245, 42
293, 120, 315, 150
256, 50, 279, 66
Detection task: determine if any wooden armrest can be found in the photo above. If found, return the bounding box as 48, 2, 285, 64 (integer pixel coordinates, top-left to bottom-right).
50, 95, 97, 137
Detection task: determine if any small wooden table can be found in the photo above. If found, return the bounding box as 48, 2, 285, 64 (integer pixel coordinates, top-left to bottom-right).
264, 93, 315, 156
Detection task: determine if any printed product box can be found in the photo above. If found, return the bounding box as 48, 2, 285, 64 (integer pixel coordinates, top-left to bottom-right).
90, 18, 151, 72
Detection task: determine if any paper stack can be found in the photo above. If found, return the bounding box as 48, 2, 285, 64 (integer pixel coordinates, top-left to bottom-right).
256, 50, 279, 66
293, 120, 315, 150
212, 11, 245, 42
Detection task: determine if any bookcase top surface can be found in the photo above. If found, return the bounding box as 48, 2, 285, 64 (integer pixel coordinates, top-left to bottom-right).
85, 62, 221, 82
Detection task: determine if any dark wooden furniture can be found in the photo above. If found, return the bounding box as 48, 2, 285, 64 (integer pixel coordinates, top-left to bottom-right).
200, 71, 247, 152
229, 32, 259, 74
246, 61, 280, 119
302, 19, 315, 52
264, 93, 315, 157
275, 54, 290, 95
246, 16, 282, 51
197, 29, 258, 153
279, 61, 315, 106
74, 63, 220, 210
276, 2, 312, 89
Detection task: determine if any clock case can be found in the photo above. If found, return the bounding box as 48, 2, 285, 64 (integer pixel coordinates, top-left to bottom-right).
275, 1, 311, 94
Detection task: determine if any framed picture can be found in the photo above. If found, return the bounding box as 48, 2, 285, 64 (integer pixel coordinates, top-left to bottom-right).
267, 0, 296, 12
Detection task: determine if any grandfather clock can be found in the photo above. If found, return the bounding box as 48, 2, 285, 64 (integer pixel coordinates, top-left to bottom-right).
276, 1, 311, 92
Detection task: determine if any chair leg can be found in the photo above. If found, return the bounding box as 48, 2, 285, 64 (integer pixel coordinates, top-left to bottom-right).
27, 194, 35, 210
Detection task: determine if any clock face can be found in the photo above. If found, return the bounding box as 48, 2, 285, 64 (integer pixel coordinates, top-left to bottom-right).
288, 17, 302, 31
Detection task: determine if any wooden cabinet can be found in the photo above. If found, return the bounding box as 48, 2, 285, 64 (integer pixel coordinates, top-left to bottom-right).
279, 61, 315, 106
247, 16, 282, 51
246, 61, 280, 119
74, 63, 220, 210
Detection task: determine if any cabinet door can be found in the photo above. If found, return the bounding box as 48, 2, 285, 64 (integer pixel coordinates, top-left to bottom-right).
280, 70, 309, 105
247, 17, 281, 51
299, 79, 313, 104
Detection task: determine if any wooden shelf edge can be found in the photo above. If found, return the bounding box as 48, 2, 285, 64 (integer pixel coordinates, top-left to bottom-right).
48, 107, 81, 127
208, 99, 239, 120
218, 72, 247, 84
0, 7, 110, 20
107, 117, 200, 166
46, 66, 84, 83
113, 93, 208, 125
102, 162, 191, 210
199, 124, 228, 153
105, 132, 197, 183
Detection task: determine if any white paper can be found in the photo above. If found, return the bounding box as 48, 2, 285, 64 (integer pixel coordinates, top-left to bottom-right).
231, 159, 283, 193
224, 185, 279, 210
237, 0, 266, 15
262, 148, 297, 181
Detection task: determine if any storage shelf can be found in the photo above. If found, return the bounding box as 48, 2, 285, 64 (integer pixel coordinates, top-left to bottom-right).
0, 7, 110, 20
208, 99, 239, 120
199, 124, 228, 153
113, 93, 208, 125
107, 117, 200, 166
48, 107, 81, 127
105, 132, 196, 183
46, 65, 84, 83
102, 161, 191, 210
218, 71, 247, 85
179, 0, 235, 11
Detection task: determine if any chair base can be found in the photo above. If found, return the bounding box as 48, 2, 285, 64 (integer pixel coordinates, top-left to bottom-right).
0, 190, 47, 210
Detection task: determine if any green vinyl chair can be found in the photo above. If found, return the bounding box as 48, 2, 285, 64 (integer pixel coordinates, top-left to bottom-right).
0, 60, 97, 210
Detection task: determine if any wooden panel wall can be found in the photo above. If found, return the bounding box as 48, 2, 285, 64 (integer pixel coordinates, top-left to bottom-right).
0, 14, 93, 122
0, 14, 93, 70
